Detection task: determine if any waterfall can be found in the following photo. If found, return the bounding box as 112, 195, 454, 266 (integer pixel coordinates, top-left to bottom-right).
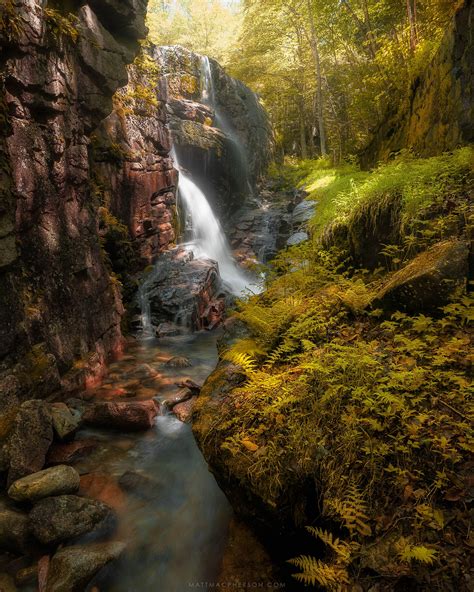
200, 56, 253, 197
173, 151, 253, 296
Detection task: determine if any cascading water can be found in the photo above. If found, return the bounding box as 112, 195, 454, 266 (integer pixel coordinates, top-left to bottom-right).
173, 150, 254, 295
201, 56, 254, 197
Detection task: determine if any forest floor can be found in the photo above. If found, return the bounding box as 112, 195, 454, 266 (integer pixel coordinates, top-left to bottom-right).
194, 147, 474, 591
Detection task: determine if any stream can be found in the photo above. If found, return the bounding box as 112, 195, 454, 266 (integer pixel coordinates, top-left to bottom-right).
72, 331, 232, 591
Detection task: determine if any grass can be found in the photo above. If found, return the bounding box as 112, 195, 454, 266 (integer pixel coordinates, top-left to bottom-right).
272, 147, 473, 241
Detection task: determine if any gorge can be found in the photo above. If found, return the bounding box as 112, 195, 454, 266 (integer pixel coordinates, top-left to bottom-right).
0, 1, 472, 591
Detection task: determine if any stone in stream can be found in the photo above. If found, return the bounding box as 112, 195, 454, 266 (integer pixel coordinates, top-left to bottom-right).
83, 400, 158, 431
45, 541, 126, 592
118, 471, 159, 501
165, 356, 192, 368
0, 504, 31, 554
8, 465, 80, 502
160, 388, 193, 412
15, 564, 38, 587
79, 473, 126, 512
29, 495, 114, 546
7, 400, 53, 487
47, 439, 98, 465
172, 397, 196, 423
50, 403, 82, 441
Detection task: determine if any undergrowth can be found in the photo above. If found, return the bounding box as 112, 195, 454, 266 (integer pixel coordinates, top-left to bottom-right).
197, 149, 474, 590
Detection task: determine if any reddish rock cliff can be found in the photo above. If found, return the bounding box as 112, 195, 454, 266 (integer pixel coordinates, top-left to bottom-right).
0, 0, 148, 400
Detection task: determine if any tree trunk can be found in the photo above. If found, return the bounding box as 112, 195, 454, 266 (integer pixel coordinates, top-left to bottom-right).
306, 0, 327, 156
407, 0, 418, 52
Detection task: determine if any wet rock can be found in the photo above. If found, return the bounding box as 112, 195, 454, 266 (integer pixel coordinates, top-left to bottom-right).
165, 356, 192, 368
118, 471, 158, 501
0, 502, 32, 554
8, 401, 53, 487
29, 495, 114, 546
79, 473, 126, 512
374, 240, 469, 314
139, 248, 226, 333
45, 541, 126, 592
84, 400, 158, 431
156, 322, 182, 338
47, 440, 98, 465
287, 232, 309, 247
8, 466, 80, 502
38, 556, 49, 592
292, 200, 317, 226
176, 379, 201, 395
161, 389, 193, 411
172, 397, 196, 423
50, 403, 82, 442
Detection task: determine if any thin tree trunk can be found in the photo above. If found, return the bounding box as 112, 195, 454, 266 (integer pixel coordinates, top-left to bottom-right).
407, 0, 418, 52
306, 0, 327, 156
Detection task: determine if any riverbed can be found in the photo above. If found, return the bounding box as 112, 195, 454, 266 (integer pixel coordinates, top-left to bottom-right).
71, 331, 232, 592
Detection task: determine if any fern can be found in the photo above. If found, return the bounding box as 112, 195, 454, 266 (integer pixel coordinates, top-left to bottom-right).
399, 543, 438, 565
289, 556, 349, 590
223, 351, 257, 376
325, 485, 372, 537
306, 527, 354, 564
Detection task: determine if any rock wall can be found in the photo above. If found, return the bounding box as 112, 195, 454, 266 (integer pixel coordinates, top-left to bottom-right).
0, 0, 148, 401
155, 45, 273, 217
361, 0, 473, 168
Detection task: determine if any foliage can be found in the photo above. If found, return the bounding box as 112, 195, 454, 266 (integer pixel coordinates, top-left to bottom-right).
0, 0, 23, 43
274, 147, 473, 247
146, 0, 242, 66
229, 0, 460, 159
43, 8, 80, 43
197, 152, 473, 589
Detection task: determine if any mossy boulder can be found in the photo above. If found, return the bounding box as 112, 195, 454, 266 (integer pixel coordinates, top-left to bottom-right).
373, 240, 469, 313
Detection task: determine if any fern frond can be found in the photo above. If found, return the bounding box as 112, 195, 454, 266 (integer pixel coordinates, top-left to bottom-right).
399, 544, 438, 565
289, 555, 349, 589
306, 527, 353, 564
223, 351, 257, 376
325, 485, 372, 537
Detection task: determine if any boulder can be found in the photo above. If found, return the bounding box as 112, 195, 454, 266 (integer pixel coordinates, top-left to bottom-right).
286, 232, 309, 247
29, 495, 114, 546
83, 400, 158, 431
8, 466, 80, 502
47, 440, 98, 465
161, 389, 193, 411
50, 403, 82, 441
374, 240, 469, 313
8, 401, 53, 487
45, 542, 126, 592
0, 504, 30, 554
292, 200, 316, 225
172, 397, 196, 423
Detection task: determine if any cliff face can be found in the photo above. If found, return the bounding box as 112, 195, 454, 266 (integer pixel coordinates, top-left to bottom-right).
0, 0, 147, 401
93, 44, 273, 268
361, 0, 473, 168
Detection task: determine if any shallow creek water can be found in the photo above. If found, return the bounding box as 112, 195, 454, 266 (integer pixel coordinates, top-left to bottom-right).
72, 330, 232, 592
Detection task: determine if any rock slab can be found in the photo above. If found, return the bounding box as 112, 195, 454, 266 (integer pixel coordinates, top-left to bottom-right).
84, 400, 158, 431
